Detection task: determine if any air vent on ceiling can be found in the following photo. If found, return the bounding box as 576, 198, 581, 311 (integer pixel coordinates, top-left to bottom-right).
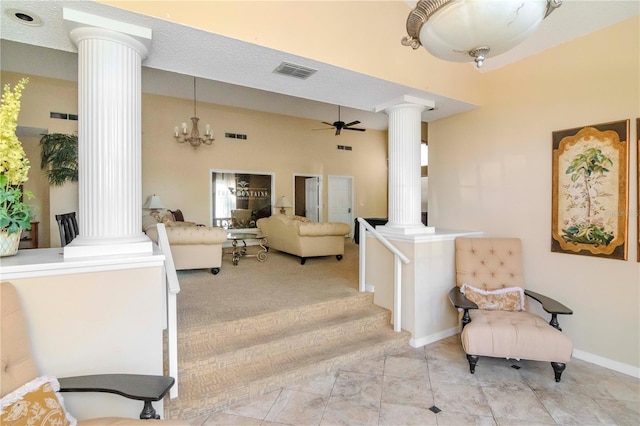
273, 62, 317, 80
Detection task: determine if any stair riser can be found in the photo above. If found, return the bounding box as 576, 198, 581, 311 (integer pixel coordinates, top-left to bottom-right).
178, 309, 391, 368
178, 292, 374, 343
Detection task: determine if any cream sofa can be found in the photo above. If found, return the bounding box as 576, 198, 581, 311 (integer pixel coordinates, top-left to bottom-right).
143, 213, 227, 274
256, 214, 351, 264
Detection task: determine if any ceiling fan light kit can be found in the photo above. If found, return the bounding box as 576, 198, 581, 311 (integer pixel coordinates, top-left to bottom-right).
315, 105, 367, 136
402, 0, 562, 68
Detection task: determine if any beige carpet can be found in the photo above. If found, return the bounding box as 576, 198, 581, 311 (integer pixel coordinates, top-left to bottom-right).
165, 239, 409, 420
176, 238, 360, 326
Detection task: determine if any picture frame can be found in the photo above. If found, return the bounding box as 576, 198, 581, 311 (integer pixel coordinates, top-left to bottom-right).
210, 169, 275, 229
551, 120, 629, 260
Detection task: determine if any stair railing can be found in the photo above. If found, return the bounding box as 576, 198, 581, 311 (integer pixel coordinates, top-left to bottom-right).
155, 223, 181, 399
356, 218, 410, 332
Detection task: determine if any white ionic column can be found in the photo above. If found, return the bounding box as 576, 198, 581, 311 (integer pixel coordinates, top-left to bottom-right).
376, 96, 435, 235
63, 9, 152, 258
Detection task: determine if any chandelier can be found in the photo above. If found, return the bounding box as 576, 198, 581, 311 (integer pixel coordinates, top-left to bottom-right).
174, 77, 214, 148
401, 0, 562, 68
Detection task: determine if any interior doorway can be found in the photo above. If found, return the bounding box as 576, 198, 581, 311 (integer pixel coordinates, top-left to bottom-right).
293, 174, 322, 222
328, 175, 354, 237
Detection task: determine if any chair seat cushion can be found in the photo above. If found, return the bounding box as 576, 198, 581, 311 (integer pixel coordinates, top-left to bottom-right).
461, 310, 573, 363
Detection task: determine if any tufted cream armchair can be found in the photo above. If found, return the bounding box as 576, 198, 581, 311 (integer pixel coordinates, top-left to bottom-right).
449, 238, 573, 381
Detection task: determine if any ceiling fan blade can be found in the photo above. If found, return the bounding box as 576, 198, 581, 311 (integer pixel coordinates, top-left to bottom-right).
344, 120, 360, 127
344, 127, 366, 132
321, 122, 335, 127
313, 127, 334, 131
335, 127, 341, 136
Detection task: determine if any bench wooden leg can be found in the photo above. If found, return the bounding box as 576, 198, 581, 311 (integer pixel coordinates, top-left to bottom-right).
467, 355, 479, 374
551, 362, 566, 382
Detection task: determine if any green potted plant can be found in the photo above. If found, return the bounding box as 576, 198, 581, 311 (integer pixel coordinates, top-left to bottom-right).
0, 77, 32, 256
39, 132, 78, 186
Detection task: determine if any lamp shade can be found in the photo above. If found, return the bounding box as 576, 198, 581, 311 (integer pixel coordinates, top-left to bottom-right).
275, 196, 292, 208
403, 0, 562, 67
144, 194, 165, 209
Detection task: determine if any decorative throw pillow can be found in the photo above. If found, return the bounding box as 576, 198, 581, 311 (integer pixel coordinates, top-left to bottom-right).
160, 213, 175, 227
0, 376, 76, 426
290, 215, 311, 223
460, 283, 525, 311
170, 209, 185, 222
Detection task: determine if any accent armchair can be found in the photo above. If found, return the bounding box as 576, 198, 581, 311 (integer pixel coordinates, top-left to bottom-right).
449, 238, 573, 382
0, 281, 187, 425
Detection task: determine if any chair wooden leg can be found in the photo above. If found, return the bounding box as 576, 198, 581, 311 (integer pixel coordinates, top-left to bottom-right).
467, 355, 479, 374
551, 362, 566, 382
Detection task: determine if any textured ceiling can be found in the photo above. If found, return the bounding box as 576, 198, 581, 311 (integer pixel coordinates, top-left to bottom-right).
1, 0, 638, 131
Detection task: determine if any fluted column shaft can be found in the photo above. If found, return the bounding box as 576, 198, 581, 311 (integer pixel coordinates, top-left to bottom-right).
64, 12, 152, 258
377, 100, 433, 236
386, 103, 424, 228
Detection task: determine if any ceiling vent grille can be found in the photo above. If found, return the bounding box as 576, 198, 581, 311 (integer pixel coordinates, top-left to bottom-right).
273, 62, 317, 79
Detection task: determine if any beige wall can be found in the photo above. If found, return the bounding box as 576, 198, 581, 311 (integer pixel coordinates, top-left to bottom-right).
142, 93, 389, 227
429, 17, 640, 369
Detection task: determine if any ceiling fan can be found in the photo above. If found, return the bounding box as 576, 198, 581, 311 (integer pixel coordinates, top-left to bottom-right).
315, 106, 366, 136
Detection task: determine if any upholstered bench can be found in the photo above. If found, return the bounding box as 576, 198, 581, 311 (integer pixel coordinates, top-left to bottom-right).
461, 309, 573, 378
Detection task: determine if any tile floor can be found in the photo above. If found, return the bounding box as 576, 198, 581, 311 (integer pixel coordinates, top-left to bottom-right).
185, 335, 640, 425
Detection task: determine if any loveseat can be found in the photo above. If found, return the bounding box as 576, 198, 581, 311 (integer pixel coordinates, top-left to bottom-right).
256, 214, 351, 264
143, 211, 227, 274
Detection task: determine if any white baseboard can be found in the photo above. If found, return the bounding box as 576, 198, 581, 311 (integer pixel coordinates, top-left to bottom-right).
406, 330, 639, 379
365, 283, 374, 292
572, 349, 640, 379
409, 327, 459, 348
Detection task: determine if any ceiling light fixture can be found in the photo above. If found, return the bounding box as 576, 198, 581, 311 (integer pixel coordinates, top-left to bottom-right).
5, 8, 43, 26
401, 0, 562, 68
174, 77, 214, 148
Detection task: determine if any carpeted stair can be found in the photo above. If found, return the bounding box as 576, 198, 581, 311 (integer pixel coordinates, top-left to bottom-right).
164, 291, 409, 420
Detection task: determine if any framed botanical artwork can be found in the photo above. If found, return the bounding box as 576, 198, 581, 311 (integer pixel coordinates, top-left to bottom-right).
551, 120, 629, 260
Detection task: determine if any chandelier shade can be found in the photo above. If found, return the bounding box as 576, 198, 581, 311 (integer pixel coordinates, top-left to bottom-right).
402, 0, 562, 68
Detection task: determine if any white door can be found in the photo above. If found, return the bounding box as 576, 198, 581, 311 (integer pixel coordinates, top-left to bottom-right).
328, 175, 353, 236
305, 177, 320, 222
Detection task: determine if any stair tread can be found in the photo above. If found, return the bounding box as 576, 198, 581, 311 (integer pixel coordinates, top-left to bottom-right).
179, 304, 391, 359
173, 327, 407, 396
177, 291, 373, 335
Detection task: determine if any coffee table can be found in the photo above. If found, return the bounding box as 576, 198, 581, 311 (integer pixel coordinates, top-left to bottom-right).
226, 232, 268, 265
